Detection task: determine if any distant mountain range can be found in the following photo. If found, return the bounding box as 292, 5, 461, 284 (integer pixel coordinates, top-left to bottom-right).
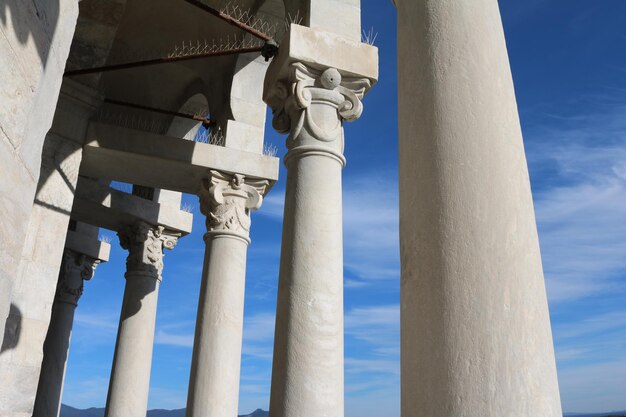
61, 405, 626, 417
60, 404, 268, 417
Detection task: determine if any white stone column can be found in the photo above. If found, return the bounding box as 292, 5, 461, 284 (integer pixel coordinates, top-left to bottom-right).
186, 171, 267, 417
396, 1, 562, 416
33, 250, 101, 417
263, 26, 377, 417
104, 222, 178, 417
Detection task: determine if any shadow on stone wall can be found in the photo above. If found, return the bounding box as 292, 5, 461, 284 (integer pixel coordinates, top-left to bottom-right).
0, 303, 22, 354
0, 0, 60, 67
33, 133, 81, 217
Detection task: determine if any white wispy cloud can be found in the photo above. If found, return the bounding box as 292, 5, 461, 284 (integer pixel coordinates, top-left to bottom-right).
524, 98, 626, 411
345, 304, 399, 352
147, 387, 187, 410
242, 312, 275, 360
62, 377, 110, 408
344, 304, 400, 399
74, 312, 118, 331
527, 111, 626, 302
154, 329, 194, 348
259, 173, 400, 287
558, 360, 626, 413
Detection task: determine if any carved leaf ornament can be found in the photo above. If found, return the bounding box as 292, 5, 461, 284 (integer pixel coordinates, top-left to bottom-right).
201, 170, 268, 239
118, 222, 179, 279
56, 249, 100, 304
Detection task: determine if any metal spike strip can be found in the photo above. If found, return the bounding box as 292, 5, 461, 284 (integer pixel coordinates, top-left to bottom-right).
193, 128, 224, 146
64, 41, 263, 76
95, 109, 169, 135
221, 2, 280, 39
103, 98, 216, 129
166, 35, 262, 59
183, 0, 274, 42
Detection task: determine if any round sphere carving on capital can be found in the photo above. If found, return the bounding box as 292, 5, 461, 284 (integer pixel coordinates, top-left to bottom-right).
320, 68, 342, 90
266, 62, 371, 151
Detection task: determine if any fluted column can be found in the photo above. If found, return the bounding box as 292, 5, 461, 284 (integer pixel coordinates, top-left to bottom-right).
264, 25, 377, 417
186, 170, 267, 417
396, 1, 562, 416
105, 222, 178, 417
33, 249, 100, 417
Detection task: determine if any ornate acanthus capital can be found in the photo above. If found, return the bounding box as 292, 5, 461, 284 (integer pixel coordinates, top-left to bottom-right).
199, 170, 268, 243
263, 24, 378, 165
56, 249, 100, 305
118, 221, 179, 280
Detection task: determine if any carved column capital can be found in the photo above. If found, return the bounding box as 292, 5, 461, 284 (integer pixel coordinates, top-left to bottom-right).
56, 249, 100, 305
118, 221, 179, 281
199, 170, 268, 243
265, 62, 372, 166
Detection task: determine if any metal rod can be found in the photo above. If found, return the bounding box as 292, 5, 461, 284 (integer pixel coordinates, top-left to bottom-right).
182, 0, 273, 42
103, 98, 216, 128
64, 46, 262, 77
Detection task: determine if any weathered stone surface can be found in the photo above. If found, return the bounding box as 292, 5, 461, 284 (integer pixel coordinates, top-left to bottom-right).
0, 78, 99, 416
282, 0, 361, 42
80, 123, 280, 195
72, 177, 193, 235
396, 1, 562, 416
265, 25, 377, 417
0, 0, 78, 357
186, 171, 267, 417
105, 223, 178, 417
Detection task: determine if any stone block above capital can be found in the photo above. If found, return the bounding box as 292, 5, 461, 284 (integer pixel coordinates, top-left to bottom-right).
263, 25, 378, 157
264, 24, 378, 96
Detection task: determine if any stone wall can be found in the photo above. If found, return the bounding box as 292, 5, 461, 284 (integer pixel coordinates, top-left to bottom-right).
0, 0, 79, 361
0, 79, 98, 417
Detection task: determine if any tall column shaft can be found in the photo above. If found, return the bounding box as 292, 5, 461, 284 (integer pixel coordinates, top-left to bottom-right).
263, 27, 378, 416
396, 1, 562, 416
33, 250, 100, 417
270, 136, 345, 417
186, 171, 267, 417
105, 222, 177, 417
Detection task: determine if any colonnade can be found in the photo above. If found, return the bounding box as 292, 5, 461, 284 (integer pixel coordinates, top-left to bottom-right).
5, 2, 564, 417
31, 173, 269, 417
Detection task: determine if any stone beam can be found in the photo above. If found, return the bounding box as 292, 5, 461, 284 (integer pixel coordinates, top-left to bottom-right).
282, 0, 362, 42
79, 122, 280, 195
64, 228, 111, 262
71, 177, 193, 235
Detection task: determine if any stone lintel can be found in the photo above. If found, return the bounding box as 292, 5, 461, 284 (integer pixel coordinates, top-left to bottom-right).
264, 24, 378, 101
72, 177, 193, 235
80, 122, 279, 195
65, 229, 111, 262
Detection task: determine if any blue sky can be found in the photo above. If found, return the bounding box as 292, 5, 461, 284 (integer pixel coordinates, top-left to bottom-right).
62, 1, 626, 415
